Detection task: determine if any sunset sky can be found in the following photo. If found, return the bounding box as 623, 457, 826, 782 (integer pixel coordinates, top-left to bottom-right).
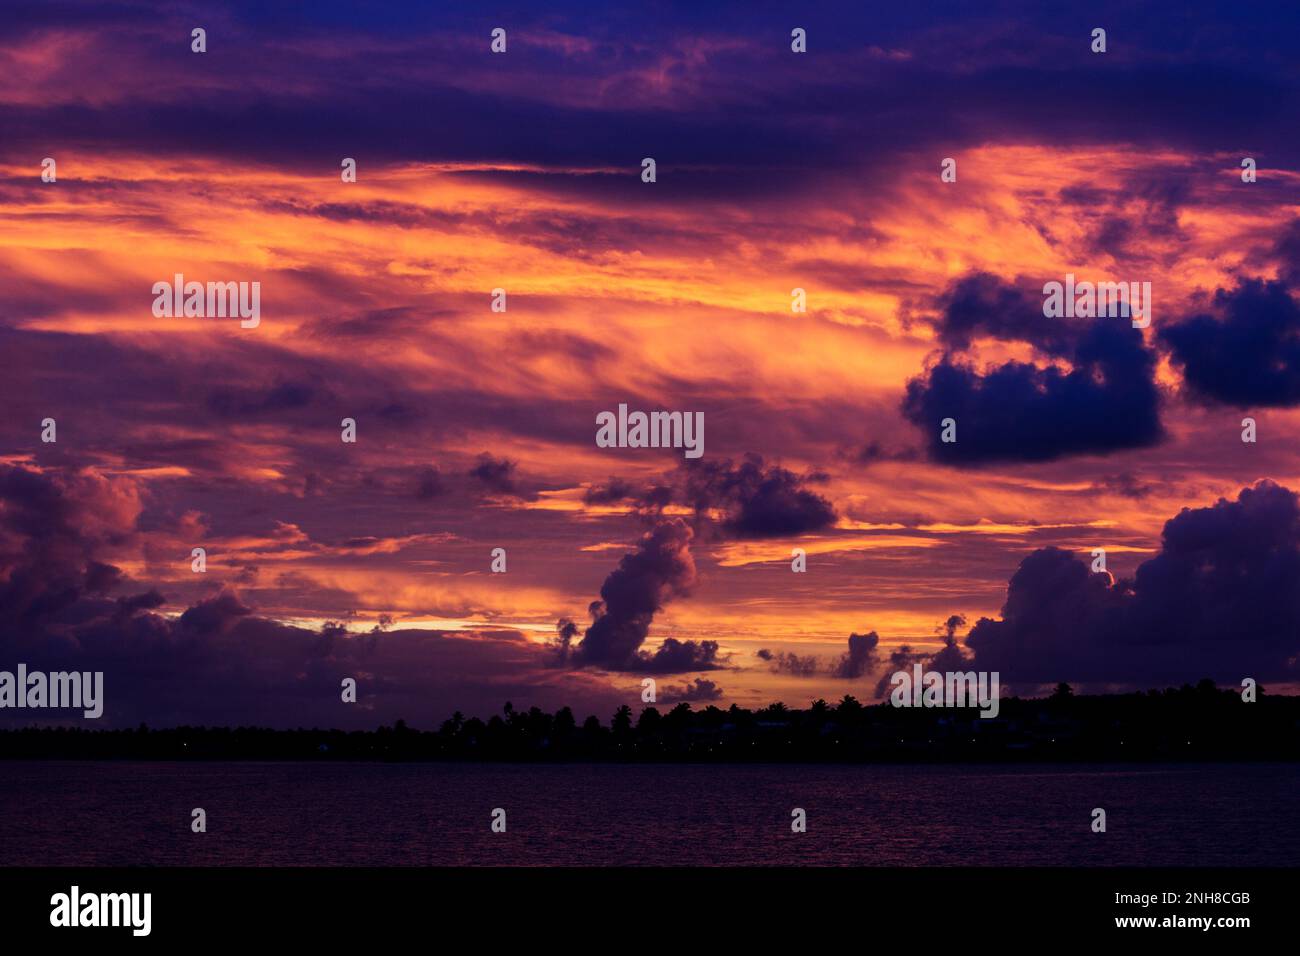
3, 1, 1300, 727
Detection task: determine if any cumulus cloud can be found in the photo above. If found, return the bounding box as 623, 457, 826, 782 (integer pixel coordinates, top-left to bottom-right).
873, 644, 926, 698
583, 477, 635, 504
561, 458, 832, 674
0, 465, 622, 727
927, 615, 971, 672
1160, 278, 1300, 407
965, 480, 1300, 685
934, 272, 1072, 354
904, 273, 1163, 465
468, 453, 524, 496
658, 677, 724, 703
756, 648, 819, 677
756, 631, 881, 680
581, 456, 835, 540
830, 631, 881, 679
1270, 220, 1300, 285
672, 454, 836, 539
567, 518, 717, 673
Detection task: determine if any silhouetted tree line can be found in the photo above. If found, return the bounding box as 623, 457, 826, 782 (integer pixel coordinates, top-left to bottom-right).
1, 680, 1297, 762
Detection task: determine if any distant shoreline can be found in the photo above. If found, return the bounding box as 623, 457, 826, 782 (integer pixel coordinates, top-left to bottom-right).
3, 682, 1297, 762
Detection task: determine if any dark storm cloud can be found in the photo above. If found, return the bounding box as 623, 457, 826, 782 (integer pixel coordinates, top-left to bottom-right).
0, 465, 620, 726
583, 477, 635, 505
8, 64, 1296, 194
468, 453, 525, 497
830, 631, 880, 679
965, 480, 1300, 684
636, 637, 721, 673
552, 618, 579, 663
1273, 221, 1300, 285
5, 2, 1297, 194
934, 272, 1070, 353
926, 616, 972, 673
658, 677, 724, 704
1089, 473, 1159, 499
584, 457, 835, 539
1160, 278, 1300, 407
756, 648, 819, 678
177, 589, 252, 634
568, 518, 717, 673
926, 637, 970, 674
756, 631, 881, 680
873, 645, 925, 698
904, 274, 1164, 465
673, 455, 836, 539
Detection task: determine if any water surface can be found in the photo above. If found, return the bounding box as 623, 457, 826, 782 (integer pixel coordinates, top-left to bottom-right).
1, 761, 1292, 866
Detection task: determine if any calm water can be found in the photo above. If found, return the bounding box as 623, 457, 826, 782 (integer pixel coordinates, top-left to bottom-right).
1, 761, 1294, 866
